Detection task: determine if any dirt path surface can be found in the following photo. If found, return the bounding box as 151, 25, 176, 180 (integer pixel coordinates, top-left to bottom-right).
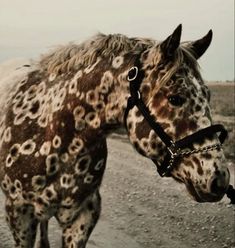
0, 136, 234, 248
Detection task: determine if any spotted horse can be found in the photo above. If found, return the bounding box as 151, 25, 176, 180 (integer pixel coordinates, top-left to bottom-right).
0, 24, 234, 248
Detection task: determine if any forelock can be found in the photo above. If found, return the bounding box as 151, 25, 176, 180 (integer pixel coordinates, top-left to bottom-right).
145, 43, 203, 91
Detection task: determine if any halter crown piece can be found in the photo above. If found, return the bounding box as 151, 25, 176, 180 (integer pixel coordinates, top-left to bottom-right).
124, 65, 235, 204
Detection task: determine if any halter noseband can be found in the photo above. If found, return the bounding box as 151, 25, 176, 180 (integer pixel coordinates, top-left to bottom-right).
124, 66, 228, 177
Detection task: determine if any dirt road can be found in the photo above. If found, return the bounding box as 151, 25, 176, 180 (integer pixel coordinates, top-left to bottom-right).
0, 136, 234, 248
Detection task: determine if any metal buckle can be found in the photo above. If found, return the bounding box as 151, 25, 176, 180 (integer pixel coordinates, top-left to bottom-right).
127, 66, 139, 81
136, 91, 141, 100
161, 142, 180, 177
167, 142, 178, 159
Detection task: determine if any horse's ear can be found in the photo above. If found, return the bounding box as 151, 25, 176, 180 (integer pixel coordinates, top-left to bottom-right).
189, 30, 213, 59
160, 24, 182, 58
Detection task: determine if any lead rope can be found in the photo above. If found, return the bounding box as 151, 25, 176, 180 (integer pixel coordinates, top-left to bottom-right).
226, 185, 235, 204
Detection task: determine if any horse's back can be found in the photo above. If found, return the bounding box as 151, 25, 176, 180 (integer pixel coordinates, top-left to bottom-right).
0, 58, 34, 115
0, 58, 36, 179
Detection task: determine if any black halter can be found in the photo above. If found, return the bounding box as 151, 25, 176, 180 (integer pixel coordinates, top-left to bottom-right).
123, 65, 235, 204
124, 66, 227, 176
124, 65, 235, 204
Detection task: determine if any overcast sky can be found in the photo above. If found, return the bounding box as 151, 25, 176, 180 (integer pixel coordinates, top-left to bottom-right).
0, 0, 234, 80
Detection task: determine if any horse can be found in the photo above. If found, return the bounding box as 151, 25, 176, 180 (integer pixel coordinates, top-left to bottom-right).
0, 24, 231, 247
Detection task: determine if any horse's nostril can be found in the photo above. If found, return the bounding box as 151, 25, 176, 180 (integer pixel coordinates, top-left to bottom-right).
210, 178, 219, 194
210, 177, 226, 195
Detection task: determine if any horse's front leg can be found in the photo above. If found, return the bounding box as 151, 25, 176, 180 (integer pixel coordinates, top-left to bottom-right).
58, 190, 101, 248
5, 198, 38, 248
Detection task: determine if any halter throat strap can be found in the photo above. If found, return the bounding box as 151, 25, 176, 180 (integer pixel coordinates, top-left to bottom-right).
124, 66, 228, 177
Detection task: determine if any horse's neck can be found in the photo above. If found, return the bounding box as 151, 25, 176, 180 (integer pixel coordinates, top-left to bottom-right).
101, 73, 129, 130
65, 64, 130, 137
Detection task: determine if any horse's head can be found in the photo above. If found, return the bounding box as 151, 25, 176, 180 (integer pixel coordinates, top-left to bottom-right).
125, 25, 230, 202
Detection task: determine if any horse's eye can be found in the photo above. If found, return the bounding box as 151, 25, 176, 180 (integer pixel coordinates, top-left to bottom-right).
168, 95, 186, 107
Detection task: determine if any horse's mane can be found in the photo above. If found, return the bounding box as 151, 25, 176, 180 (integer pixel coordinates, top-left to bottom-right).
39, 33, 201, 82
39, 33, 155, 74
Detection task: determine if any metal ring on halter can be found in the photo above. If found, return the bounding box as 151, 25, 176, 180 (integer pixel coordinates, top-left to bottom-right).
127, 66, 139, 81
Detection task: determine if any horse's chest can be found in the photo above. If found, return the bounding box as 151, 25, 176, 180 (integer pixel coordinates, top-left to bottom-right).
0, 126, 107, 206
31, 149, 107, 220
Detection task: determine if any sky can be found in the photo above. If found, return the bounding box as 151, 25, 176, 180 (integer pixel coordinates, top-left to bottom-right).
0, 0, 234, 81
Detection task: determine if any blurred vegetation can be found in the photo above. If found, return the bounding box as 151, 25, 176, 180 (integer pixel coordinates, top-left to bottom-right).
209, 83, 235, 117
208, 83, 235, 160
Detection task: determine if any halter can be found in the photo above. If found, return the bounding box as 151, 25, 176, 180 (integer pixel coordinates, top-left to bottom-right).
124, 66, 228, 177
124, 65, 235, 204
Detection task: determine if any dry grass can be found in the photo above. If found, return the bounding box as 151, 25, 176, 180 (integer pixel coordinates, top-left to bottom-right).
208, 82, 235, 160
208, 82, 235, 116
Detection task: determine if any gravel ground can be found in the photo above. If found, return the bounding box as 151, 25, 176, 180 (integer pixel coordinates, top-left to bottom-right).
0, 136, 234, 248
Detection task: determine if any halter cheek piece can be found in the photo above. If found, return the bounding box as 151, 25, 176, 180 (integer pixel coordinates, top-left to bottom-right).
124, 65, 235, 203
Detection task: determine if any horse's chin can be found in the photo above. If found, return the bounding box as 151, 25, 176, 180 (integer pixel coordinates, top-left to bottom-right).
185, 181, 225, 203
153, 162, 226, 203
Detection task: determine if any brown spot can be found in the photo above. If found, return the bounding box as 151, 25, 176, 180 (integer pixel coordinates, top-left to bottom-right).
189, 120, 198, 131
158, 106, 169, 119
24, 144, 31, 150
15, 101, 23, 109
183, 169, 191, 177
70, 243, 75, 248
67, 236, 72, 243
193, 157, 203, 175
142, 140, 148, 147
46, 154, 60, 176
190, 99, 195, 106
201, 153, 212, 160
87, 113, 95, 121
95, 102, 104, 110
87, 201, 94, 211
30, 101, 40, 114
195, 105, 201, 112
150, 141, 157, 150
213, 162, 218, 170
141, 84, 150, 98
87, 91, 95, 101
128, 122, 133, 130
151, 92, 164, 109
202, 183, 207, 189
161, 122, 170, 130
10, 185, 16, 194
14, 182, 21, 190
199, 97, 204, 103
79, 157, 89, 171
35, 177, 45, 185
10, 146, 19, 157
46, 190, 53, 198
191, 89, 196, 97
135, 120, 150, 140
174, 119, 188, 138
36, 197, 46, 205
135, 110, 141, 118
184, 160, 194, 169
